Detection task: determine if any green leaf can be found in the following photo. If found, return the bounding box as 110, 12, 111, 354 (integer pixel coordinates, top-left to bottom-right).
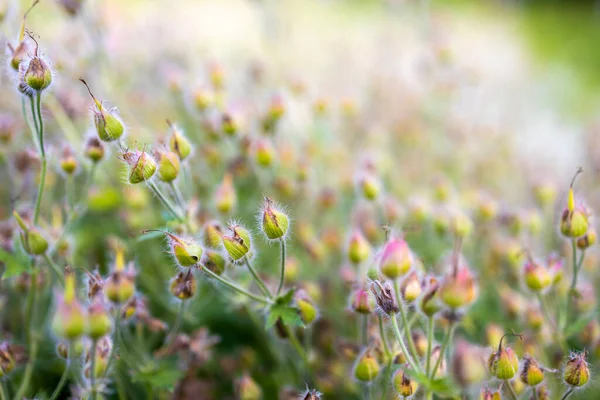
564, 313, 595, 338
274, 288, 296, 305
404, 371, 459, 397
265, 303, 304, 329
132, 363, 184, 390
0, 247, 30, 279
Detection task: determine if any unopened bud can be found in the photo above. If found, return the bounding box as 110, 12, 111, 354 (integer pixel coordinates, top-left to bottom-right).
354, 350, 380, 382
21, 37, 52, 93
300, 389, 321, 400
440, 264, 478, 309
254, 138, 275, 167
480, 388, 501, 400
168, 122, 192, 160
560, 169, 588, 238
359, 175, 380, 201
236, 374, 262, 400
563, 352, 589, 387
523, 256, 551, 292
577, 227, 596, 250
203, 221, 224, 249
121, 149, 157, 184
400, 271, 421, 302
80, 78, 125, 142
296, 292, 318, 326
52, 267, 86, 340
193, 87, 213, 112
155, 149, 180, 182
202, 250, 225, 275
261, 197, 289, 240
87, 299, 112, 339
170, 270, 196, 300
371, 280, 399, 316
420, 277, 442, 317
60, 146, 78, 175
144, 230, 202, 268
392, 367, 419, 398
488, 333, 522, 380
351, 288, 375, 314
347, 230, 371, 265
221, 224, 251, 261
379, 237, 412, 280
105, 258, 136, 304
215, 174, 237, 213
520, 355, 544, 386
84, 137, 105, 163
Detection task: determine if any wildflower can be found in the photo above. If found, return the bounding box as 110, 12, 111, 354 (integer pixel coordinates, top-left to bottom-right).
154, 148, 180, 182
420, 276, 442, 317
202, 250, 226, 275
480, 388, 501, 400
105, 248, 136, 304
221, 223, 251, 261
84, 337, 111, 379
87, 297, 112, 340
392, 366, 419, 398
52, 266, 86, 340
488, 333, 522, 380
254, 138, 275, 167
214, 173, 236, 213
523, 254, 551, 292
347, 230, 370, 265
13, 210, 47, 255
60, 145, 78, 175
167, 120, 192, 160
439, 254, 478, 309
400, 271, 421, 302
354, 349, 380, 382
560, 168, 588, 238
300, 389, 321, 400
84, 137, 105, 163
202, 221, 224, 249
563, 351, 590, 387
261, 197, 289, 240
577, 227, 596, 250
80, 78, 125, 142
121, 148, 157, 184
143, 229, 203, 267
296, 290, 318, 326
520, 355, 544, 386
379, 236, 412, 280
351, 287, 375, 314
19, 32, 52, 94
236, 373, 262, 400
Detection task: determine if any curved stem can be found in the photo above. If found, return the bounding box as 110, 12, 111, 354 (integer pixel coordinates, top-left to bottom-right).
378, 316, 392, 361
167, 301, 185, 345
49, 351, 71, 400
13, 333, 39, 399
390, 314, 420, 372
23, 96, 39, 152
202, 266, 272, 305
426, 316, 434, 376
532, 387, 538, 400
393, 280, 420, 363
565, 240, 585, 332
284, 324, 309, 371
431, 322, 455, 379
169, 181, 186, 211
33, 92, 46, 225
560, 387, 576, 400
44, 254, 65, 286
244, 257, 272, 299
147, 181, 184, 222
505, 380, 518, 400
276, 239, 286, 295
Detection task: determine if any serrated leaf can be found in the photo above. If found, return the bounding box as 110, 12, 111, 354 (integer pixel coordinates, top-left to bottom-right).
265, 303, 304, 329
565, 313, 595, 338
275, 288, 296, 305
0, 247, 30, 279
132, 364, 184, 390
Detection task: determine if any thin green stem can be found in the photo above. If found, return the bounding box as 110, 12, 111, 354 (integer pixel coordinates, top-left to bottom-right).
378, 316, 392, 361
102, 310, 122, 379
560, 387, 575, 400
426, 316, 434, 376
362, 314, 369, 346
33, 92, 46, 225
147, 181, 185, 222
13, 333, 39, 399
23, 96, 39, 152
431, 323, 455, 379
505, 380, 518, 400
169, 181, 186, 211
532, 387, 538, 400
29, 96, 40, 142
91, 339, 98, 400
23, 268, 38, 344
390, 314, 420, 372
202, 266, 272, 305
44, 254, 65, 286
393, 280, 420, 364
167, 301, 186, 345
49, 348, 71, 400
0, 381, 7, 400
284, 324, 309, 370
244, 257, 272, 299
276, 239, 286, 295
565, 240, 585, 332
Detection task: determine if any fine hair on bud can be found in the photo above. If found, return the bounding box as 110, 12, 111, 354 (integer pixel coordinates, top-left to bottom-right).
257, 196, 291, 242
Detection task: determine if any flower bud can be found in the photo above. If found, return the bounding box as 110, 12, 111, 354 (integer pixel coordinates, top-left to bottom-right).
533, 181, 557, 208
296, 291, 318, 326
202, 250, 226, 275
440, 263, 478, 309
488, 333, 521, 380
146, 230, 203, 268
52, 267, 86, 340
379, 237, 412, 280
254, 138, 275, 167
523, 256, 551, 292
520, 355, 544, 386
261, 197, 289, 240
300, 389, 321, 400
13, 211, 47, 255
560, 169, 588, 238
87, 298, 112, 340
214, 174, 237, 213
20, 38, 52, 93
354, 350, 379, 382
170, 270, 196, 300
400, 271, 421, 302
577, 227, 596, 250
221, 111, 240, 136
392, 367, 419, 398
351, 288, 375, 314
358, 175, 380, 201
168, 122, 192, 160
236, 374, 262, 400
60, 145, 78, 175
371, 280, 399, 316
7, 41, 28, 72
480, 388, 501, 400
221, 224, 251, 261
347, 230, 371, 265
121, 149, 157, 184
83, 137, 105, 163
202, 221, 224, 249
420, 277, 442, 317
193, 87, 213, 112
105, 252, 136, 304
80, 78, 125, 142
84, 338, 111, 379
534, 385, 550, 400
155, 149, 180, 182
452, 340, 488, 388
563, 352, 589, 387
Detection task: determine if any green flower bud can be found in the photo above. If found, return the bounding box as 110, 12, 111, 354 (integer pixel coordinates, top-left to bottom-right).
202, 250, 226, 275
351, 288, 375, 314
359, 175, 380, 201
25, 229, 48, 255
80, 78, 125, 142
84, 137, 105, 163
215, 173, 236, 213
60, 145, 78, 175
22, 56, 52, 93
488, 333, 522, 381
560, 169, 588, 238
523, 256, 551, 292
354, 350, 379, 382
167, 121, 192, 160
400, 271, 421, 302
440, 264, 478, 309
379, 237, 412, 279
169, 270, 196, 300
202, 221, 224, 249
577, 227, 596, 250
255, 138, 275, 167
420, 277, 442, 317
221, 224, 251, 261
520, 355, 544, 386
392, 367, 419, 398
144, 230, 203, 268
155, 149, 180, 182
261, 197, 289, 240
347, 230, 370, 265
121, 149, 156, 184
105, 254, 136, 304
236, 374, 262, 400
563, 352, 590, 387
7, 41, 28, 72
87, 300, 112, 340
52, 267, 86, 340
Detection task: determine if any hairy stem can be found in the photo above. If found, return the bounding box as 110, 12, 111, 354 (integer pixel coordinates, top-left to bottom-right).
33, 92, 46, 225
378, 316, 392, 361
276, 239, 286, 295
202, 266, 272, 305
244, 257, 272, 299
49, 346, 71, 400
560, 387, 575, 400
390, 314, 420, 372
426, 316, 434, 376
505, 380, 518, 400
147, 181, 185, 222
393, 280, 420, 364
431, 322, 455, 379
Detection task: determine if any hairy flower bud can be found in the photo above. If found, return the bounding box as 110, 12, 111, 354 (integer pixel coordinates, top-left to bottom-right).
520, 355, 544, 386
84, 137, 105, 163
296, 291, 318, 326
371, 280, 399, 316
52, 267, 86, 340
358, 174, 380, 201
563, 352, 589, 387
215, 174, 237, 213
154, 149, 180, 182
19, 35, 52, 94
351, 288, 375, 314
576, 227, 596, 250
488, 333, 522, 380
80, 79, 125, 142
121, 149, 157, 184
261, 197, 289, 240
202, 250, 226, 275
168, 121, 192, 160
480, 388, 501, 400
145, 230, 203, 268
221, 224, 251, 261
392, 367, 419, 398
440, 258, 478, 309
203, 221, 224, 249
420, 277, 442, 317
105, 252, 135, 304
523, 256, 551, 292
400, 271, 421, 302
60, 145, 78, 175
354, 350, 380, 382
14, 211, 47, 255
170, 270, 196, 300
347, 230, 371, 265
560, 169, 588, 238
254, 138, 275, 167
379, 237, 412, 280
84, 338, 111, 379
87, 298, 112, 339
